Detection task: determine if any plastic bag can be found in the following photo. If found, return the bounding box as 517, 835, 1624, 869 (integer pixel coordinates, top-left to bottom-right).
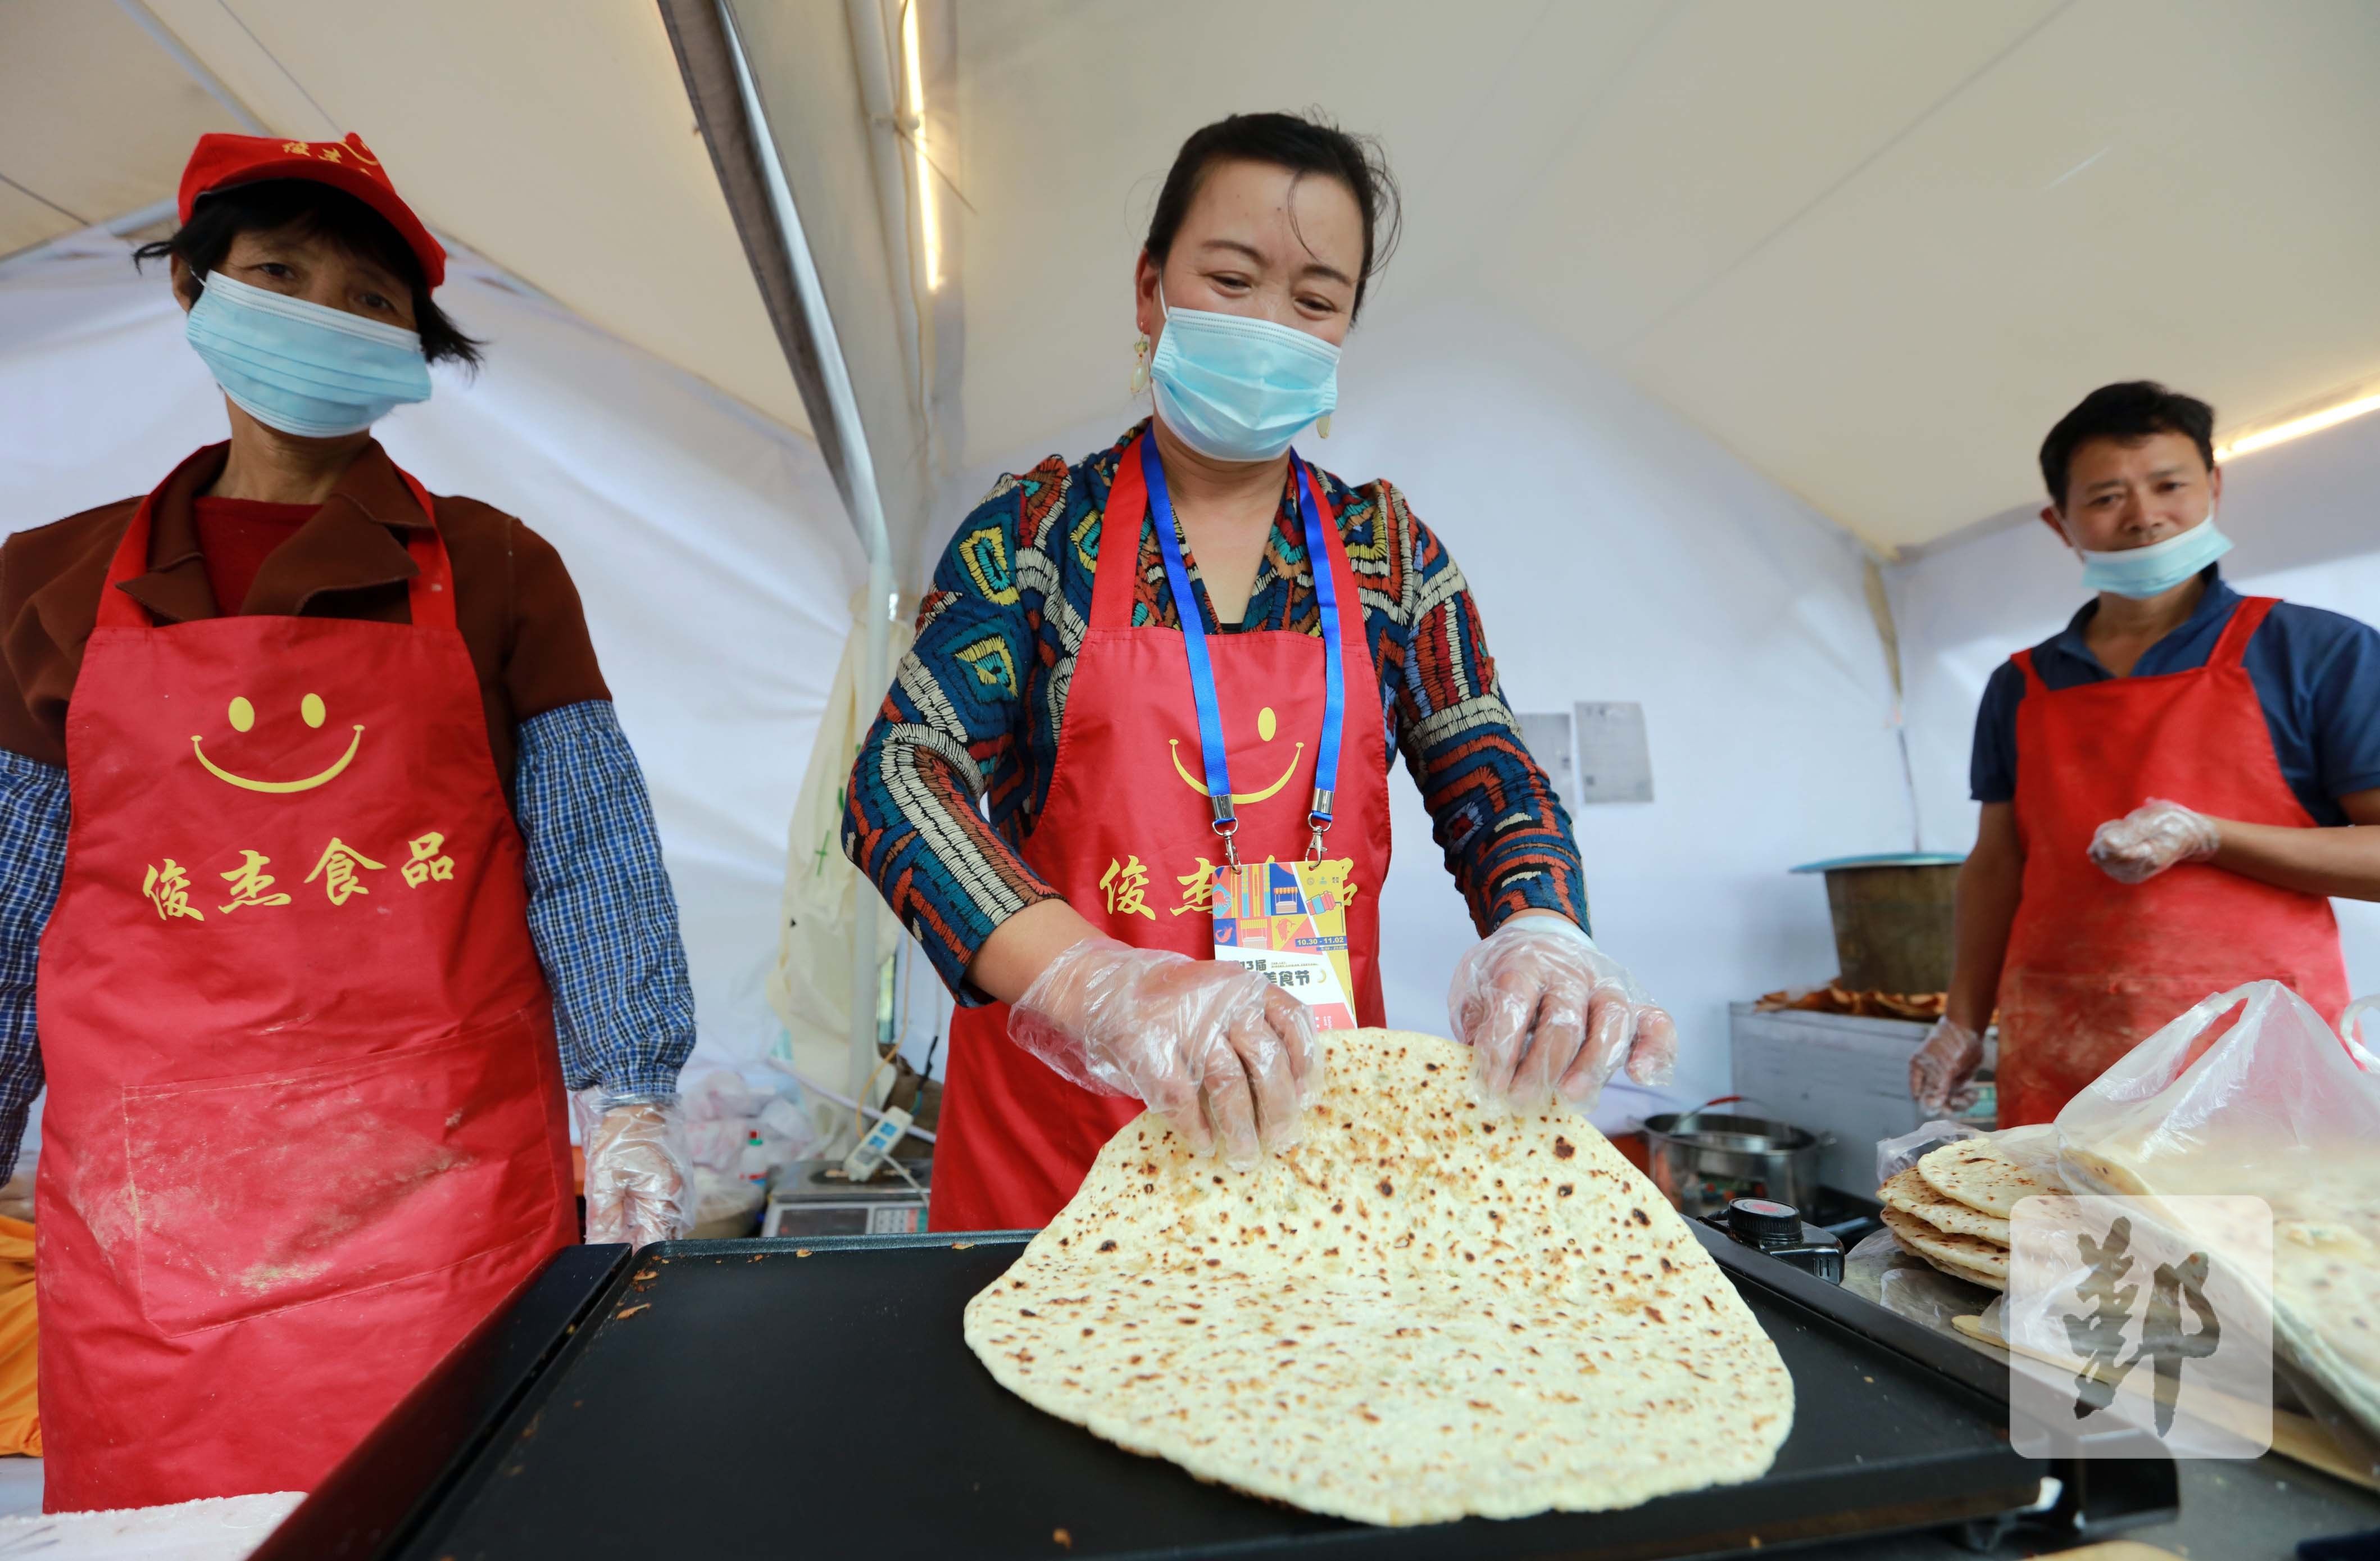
1988, 1122, 2065, 1186
1843, 1226, 1997, 1336
2054, 979, 2380, 1450
682, 1068, 770, 1122
1875, 1118, 1978, 1188
680, 1070, 821, 1177
2342, 993, 2380, 1069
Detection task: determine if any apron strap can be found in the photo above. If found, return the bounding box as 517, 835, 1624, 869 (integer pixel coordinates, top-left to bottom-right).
1291, 458, 1349, 839
1089, 437, 1151, 633
96, 460, 456, 632
2010, 646, 2044, 695
2209, 596, 2279, 671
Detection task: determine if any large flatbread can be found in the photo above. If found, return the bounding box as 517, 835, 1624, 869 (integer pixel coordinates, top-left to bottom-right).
1918, 1136, 2060, 1219
1881, 1206, 2010, 1279
1878, 1167, 2011, 1244
964, 1029, 1795, 1527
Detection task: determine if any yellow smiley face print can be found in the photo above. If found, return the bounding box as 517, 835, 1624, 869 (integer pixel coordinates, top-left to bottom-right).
192, 692, 365, 793
1169, 704, 1304, 805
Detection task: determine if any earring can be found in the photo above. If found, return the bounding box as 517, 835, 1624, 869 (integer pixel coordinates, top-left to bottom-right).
1316, 412, 1333, 439
1129, 332, 1151, 396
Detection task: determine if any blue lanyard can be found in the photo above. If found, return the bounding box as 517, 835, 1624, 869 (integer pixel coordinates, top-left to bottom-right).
1143, 439, 1345, 865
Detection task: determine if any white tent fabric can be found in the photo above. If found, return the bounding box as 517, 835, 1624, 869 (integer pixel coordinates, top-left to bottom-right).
0, 0, 806, 433
767, 586, 912, 1112
889, 0, 2380, 555
0, 230, 862, 1079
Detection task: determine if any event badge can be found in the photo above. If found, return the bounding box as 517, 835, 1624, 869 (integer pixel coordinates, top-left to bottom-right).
1209, 859, 1358, 1030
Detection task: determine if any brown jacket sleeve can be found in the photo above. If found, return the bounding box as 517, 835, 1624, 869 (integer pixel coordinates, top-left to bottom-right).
0, 501, 137, 769
498, 517, 610, 720
432, 497, 610, 786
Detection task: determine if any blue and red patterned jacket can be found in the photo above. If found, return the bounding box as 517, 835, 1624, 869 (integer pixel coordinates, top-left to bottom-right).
844, 423, 1590, 1001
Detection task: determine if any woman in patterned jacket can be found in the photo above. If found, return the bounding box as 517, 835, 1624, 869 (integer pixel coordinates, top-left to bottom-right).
846, 111, 1676, 1232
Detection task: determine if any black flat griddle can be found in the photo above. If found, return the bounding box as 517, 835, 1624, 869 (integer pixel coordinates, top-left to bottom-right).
258, 1222, 2140, 1560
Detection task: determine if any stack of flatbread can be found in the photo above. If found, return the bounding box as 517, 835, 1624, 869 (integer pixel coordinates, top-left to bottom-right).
965, 1029, 1796, 1527
1874, 1136, 2065, 1292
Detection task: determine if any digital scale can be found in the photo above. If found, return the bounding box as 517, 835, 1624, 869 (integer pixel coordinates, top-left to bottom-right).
759, 1158, 930, 1238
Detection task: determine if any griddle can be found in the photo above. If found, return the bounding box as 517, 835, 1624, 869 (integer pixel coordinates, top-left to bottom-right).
260, 1226, 2175, 1560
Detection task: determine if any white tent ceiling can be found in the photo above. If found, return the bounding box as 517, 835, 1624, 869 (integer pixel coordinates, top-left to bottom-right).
7, 1, 2380, 559
0, 0, 805, 438
941, 0, 2380, 552
0, 2, 221, 244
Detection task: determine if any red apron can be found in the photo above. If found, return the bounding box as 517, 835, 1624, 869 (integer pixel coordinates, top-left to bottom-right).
930, 435, 1393, 1231
34, 450, 575, 1510
1996, 595, 2350, 1126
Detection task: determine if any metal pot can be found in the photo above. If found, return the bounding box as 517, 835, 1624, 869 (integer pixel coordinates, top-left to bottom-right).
1641, 1096, 1828, 1219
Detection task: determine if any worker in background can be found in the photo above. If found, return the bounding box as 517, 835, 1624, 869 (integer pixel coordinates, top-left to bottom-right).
0, 134, 698, 1510
1913, 381, 2380, 1126
845, 111, 1675, 1232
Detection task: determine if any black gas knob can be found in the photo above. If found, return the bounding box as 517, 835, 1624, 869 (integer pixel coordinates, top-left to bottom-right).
1726, 1197, 1804, 1249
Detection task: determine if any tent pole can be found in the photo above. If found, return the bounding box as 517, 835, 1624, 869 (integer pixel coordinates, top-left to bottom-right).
845, 0, 931, 448
706, 1, 901, 1142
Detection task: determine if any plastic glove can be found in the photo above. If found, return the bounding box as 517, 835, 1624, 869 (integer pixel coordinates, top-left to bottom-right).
575, 1090, 696, 1250
1009, 936, 1321, 1168
1449, 916, 1677, 1115
2088, 798, 2220, 884
1907, 1018, 1986, 1116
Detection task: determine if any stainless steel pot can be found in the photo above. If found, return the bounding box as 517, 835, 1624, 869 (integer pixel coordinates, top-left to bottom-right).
1641, 1097, 1827, 1219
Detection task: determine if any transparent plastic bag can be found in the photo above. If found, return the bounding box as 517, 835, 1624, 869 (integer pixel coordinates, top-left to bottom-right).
2342, 993, 2380, 1069
1875, 1118, 1978, 1188
1879, 1263, 1997, 1335
1844, 1226, 1997, 1338
1988, 1122, 2065, 1186
2053, 979, 2380, 1451
1841, 1226, 1913, 1305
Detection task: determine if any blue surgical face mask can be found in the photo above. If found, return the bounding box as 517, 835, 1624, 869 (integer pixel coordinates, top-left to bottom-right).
2072, 506, 2233, 598
1147, 282, 1339, 463
185, 270, 433, 438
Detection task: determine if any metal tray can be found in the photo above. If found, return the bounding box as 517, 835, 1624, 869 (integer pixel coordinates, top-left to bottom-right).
262, 1222, 2105, 1560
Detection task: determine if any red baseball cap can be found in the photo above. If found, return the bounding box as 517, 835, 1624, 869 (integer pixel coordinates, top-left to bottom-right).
178, 131, 446, 289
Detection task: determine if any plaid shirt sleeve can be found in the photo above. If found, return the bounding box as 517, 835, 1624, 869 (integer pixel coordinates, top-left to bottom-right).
0, 751, 66, 1171
515, 701, 696, 1100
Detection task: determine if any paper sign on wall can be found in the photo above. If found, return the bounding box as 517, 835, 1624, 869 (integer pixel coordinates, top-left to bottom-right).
1574, 701, 1654, 804
1515, 711, 1577, 809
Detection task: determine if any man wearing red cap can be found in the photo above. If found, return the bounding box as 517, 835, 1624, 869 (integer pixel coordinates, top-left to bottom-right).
0, 134, 698, 1509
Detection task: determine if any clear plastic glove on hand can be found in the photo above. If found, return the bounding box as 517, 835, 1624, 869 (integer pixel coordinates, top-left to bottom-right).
2088, 797, 2220, 885
1450, 916, 1677, 1116
1907, 1018, 1986, 1117
575, 1091, 696, 1250
1009, 936, 1321, 1169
